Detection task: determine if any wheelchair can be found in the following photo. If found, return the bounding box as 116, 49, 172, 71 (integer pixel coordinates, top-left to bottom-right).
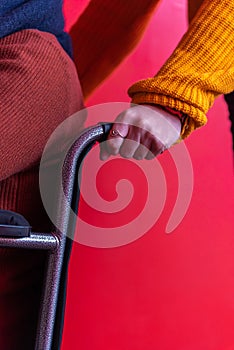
0, 123, 112, 350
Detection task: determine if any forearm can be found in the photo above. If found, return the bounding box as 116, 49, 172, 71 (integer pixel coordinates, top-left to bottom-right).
69, 0, 161, 99
129, 0, 234, 138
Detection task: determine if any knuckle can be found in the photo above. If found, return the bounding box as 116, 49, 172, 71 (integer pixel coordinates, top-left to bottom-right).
133, 153, 144, 160
120, 151, 132, 158
120, 145, 133, 158
107, 140, 120, 154
137, 119, 151, 133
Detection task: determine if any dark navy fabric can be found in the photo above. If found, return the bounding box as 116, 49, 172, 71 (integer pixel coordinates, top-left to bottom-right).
0, 209, 30, 226
224, 92, 234, 150
0, 0, 72, 57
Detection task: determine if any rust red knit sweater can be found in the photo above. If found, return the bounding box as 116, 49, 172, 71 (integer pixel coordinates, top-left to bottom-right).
0, 29, 84, 349
0, 29, 84, 225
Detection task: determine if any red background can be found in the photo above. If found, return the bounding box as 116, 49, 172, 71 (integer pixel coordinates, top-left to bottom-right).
62, 1, 234, 349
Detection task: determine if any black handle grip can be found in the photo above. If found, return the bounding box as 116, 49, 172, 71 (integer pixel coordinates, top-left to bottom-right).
0, 210, 31, 237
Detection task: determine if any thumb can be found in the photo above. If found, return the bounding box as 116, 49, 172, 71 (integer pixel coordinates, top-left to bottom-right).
110, 123, 129, 138
105, 123, 129, 155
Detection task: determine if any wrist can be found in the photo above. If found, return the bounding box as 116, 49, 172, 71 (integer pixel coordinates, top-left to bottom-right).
160, 106, 187, 126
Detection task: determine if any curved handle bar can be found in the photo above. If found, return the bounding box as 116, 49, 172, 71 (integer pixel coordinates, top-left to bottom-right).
62, 122, 113, 214
49, 123, 113, 350
0, 123, 114, 350
37, 123, 113, 350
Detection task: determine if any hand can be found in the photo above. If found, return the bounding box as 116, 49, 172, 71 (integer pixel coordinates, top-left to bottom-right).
100, 104, 182, 160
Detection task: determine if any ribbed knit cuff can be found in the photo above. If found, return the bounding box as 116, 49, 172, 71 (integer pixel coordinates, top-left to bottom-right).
128, 81, 207, 138
128, 0, 234, 139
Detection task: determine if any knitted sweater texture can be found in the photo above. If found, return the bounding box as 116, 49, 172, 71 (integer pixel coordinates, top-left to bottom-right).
2, 0, 233, 139
70, 0, 234, 138
0, 29, 84, 349
0, 1, 233, 347
128, 0, 234, 138
0, 29, 84, 220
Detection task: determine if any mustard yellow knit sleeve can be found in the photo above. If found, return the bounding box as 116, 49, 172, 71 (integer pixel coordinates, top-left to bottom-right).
128, 0, 234, 138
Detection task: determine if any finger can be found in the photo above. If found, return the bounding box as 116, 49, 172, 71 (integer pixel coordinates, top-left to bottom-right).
145, 150, 155, 160
110, 122, 129, 138
99, 141, 111, 161
133, 131, 154, 160
145, 138, 166, 159
119, 125, 141, 158
106, 123, 129, 155
133, 144, 150, 160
